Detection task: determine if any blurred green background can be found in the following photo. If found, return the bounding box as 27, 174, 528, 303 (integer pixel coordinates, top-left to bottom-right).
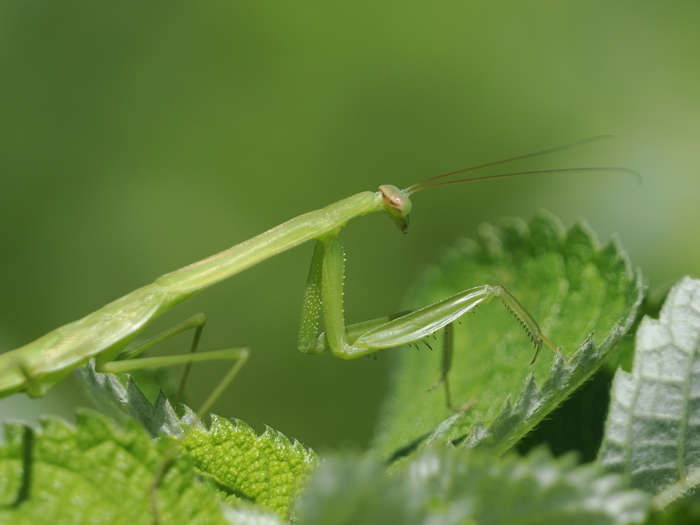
0, 1, 698, 452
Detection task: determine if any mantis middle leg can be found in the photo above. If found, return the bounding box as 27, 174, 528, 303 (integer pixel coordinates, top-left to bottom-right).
98, 313, 250, 420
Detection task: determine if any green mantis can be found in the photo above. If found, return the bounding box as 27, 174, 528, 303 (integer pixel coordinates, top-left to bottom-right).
0, 136, 634, 418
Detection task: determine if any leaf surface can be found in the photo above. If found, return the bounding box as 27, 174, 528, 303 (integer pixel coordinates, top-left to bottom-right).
0, 410, 228, 525
373, 211, 643, 460
76, 364, 318, 520
599, 276, 700, 509
184, 416, 317, 520
297, 447, 649, 525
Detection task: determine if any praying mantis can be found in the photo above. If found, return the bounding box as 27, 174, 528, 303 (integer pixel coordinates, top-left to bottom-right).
0, 136, 634, 419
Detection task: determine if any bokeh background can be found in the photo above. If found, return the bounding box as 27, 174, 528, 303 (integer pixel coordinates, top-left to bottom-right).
0, 1, 698, 452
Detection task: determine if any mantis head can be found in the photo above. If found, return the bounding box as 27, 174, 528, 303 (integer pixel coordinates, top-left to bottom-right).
379, 184, 413, 233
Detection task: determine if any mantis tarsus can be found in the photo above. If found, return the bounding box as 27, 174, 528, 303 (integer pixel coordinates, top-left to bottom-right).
0, 136, 636, 422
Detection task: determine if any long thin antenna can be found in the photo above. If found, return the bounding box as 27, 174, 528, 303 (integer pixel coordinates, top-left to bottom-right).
406, 135, 623, 194
411, 166, 642, 193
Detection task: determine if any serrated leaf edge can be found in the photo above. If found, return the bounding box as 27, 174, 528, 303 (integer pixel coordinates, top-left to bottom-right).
416, 212, 644, 455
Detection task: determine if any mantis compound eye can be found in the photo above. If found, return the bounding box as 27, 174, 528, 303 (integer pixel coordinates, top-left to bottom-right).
379, 184, 412, 233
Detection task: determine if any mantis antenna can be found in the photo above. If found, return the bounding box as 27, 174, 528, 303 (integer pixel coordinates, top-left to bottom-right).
406, 135, 641, 194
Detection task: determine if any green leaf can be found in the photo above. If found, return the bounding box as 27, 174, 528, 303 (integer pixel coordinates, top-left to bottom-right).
76, 364, 318, 520
599, 276, 700, 509
297, 447, 649, 525
0, 410, 229, 525
75, 360, 185, 438
373, 211, 642, 460
183, 416, 318, 520
296, 455, 411, 525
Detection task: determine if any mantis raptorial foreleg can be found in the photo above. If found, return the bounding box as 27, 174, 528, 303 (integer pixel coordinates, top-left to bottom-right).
296, 235, 558, 409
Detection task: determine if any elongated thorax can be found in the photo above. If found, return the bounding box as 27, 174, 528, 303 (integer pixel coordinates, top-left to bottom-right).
156, 191, 383, 294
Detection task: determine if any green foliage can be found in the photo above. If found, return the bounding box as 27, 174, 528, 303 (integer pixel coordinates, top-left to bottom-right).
0, 411, 229, 525
5, 213, 700, 524
183, 416, 317, 519
296, 448, 649, 525
0, 408, 315, 524
76, 360, 319, 518
373, 211, 643, 460
75, 361, 185, 438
